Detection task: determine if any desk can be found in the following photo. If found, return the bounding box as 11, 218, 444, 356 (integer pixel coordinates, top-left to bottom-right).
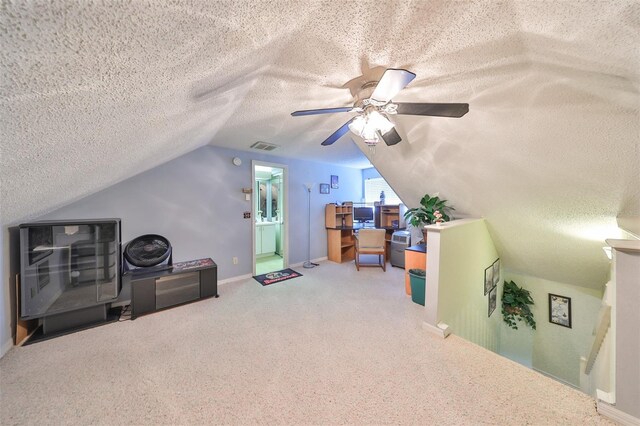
404, 244, 426, 295
326, 225, 406, 264
326, 227, 356, 263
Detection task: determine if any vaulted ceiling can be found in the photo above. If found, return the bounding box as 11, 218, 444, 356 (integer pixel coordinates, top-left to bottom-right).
1, 1, 638, 288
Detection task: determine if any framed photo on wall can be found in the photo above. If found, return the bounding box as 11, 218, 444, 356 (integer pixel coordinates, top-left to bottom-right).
319, 183, 330, 194
549, 294, 572, 328
488, 286, 497, 317
492, 258, 500, 288
484, 264, 494, 295
330, 175, 339, 189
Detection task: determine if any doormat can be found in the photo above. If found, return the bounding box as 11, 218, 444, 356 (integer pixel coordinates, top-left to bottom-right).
253, 268, 302, 286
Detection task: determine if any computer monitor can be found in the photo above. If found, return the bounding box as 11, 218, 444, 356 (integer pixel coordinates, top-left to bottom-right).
354, 207, 374, 223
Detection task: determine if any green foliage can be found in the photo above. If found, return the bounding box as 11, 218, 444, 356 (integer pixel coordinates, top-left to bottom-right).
403, 194, 455, 227
501, 280, 536, 330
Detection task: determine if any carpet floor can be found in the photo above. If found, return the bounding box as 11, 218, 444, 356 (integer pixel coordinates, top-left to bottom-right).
0, 261, 610, 425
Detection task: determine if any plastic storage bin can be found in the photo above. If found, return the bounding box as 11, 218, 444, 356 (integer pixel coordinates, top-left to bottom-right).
408, 269, 426, 306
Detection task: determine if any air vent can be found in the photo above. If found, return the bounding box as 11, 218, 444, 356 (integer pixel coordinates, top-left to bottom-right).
250, 141, 279, 151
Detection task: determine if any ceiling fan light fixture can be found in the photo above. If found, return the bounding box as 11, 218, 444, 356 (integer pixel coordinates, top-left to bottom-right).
348, 115, 366, 136
290, 67, 468, 148
349, 115, 377, 144
368, 110, 394, 134
348, 110, 394, 147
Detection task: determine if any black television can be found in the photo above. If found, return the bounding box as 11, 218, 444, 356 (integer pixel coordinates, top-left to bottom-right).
354, 207, 374, 223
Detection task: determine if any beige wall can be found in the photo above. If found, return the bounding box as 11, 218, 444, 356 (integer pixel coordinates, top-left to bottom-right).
434, 219, 501, 352
499, 272, 603, 387
430, 218, 605, 388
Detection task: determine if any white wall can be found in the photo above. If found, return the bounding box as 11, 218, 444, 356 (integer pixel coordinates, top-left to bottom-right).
499, 272, 603, 387
612, 247, 640, 418
580, 282, 613, 398
0, 145, 363, 357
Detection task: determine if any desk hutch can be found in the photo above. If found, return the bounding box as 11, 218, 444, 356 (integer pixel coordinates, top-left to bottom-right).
325, 204, 355, 263
325, 203, 407, 264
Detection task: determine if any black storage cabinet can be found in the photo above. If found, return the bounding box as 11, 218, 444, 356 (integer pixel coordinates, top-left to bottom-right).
19, 219, 122, 335
129, 261, 217, 319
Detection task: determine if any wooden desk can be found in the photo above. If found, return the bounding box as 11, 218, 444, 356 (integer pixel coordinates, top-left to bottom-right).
326, 226, 405, 264
404, 244, 426, 295
327, 227, 356, 263
325, 203, 406, 264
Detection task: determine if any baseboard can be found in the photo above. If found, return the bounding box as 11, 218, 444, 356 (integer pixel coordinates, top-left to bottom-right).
290, 257, 328, 268
1, 337, 13, 359
596, 389, 615, 404
215, 258, 329, 285
423, 322, 451, 338
597, 400, 640, 425
532, 367, 579, 390
218, 273, 253, 285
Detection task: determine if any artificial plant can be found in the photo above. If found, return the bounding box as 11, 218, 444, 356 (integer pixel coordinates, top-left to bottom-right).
404, 194, 455, 227
501, 280, 536, 330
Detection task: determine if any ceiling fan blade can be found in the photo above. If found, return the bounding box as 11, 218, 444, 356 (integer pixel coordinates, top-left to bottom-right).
292, 107, 354, 117
321, 118, 354, 146
394, 103, 469, 118
380, 127, 402, 146
370, 69, 416, 104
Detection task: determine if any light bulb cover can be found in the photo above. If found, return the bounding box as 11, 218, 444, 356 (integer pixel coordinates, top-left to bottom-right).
368, 111, 394, 134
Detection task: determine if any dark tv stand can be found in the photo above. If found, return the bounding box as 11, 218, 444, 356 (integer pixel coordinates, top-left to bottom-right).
129, 258, 218, 319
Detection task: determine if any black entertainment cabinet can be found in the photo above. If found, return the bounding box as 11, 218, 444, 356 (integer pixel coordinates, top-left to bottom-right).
128, 259, 218, 319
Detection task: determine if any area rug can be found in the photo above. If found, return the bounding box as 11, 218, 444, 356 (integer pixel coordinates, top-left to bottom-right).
253, 268, 302, 286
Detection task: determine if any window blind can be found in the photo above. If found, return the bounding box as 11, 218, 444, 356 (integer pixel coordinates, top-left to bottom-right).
364, 178, 401, 204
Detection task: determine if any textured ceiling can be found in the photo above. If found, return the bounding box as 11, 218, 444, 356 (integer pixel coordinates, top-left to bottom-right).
1, 1, 639, 288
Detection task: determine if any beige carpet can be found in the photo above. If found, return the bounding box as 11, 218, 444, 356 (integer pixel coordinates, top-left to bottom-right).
0, 261, 609, 425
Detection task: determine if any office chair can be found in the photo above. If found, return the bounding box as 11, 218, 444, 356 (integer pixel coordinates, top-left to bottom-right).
354, 229, 386, 271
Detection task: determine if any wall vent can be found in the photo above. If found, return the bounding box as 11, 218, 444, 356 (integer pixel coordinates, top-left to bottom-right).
250, 141, 279, 151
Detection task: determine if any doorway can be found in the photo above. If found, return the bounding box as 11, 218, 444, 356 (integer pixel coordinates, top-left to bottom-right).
252, 161, 288, 276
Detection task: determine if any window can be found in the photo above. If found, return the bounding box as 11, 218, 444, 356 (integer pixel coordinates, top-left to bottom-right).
364, 178, 401, 204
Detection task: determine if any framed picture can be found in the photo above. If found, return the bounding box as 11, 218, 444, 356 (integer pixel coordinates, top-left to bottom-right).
330, 175, 339, 189
484, 264, 494, 295
319, 183, 330, 194
488, 286, 497, 317
549, 294, 572, 328
492, 258, 500, 288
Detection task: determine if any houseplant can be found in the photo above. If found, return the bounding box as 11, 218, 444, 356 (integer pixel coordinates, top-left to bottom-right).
501, 280, 536, 330
403, 194, 454, 242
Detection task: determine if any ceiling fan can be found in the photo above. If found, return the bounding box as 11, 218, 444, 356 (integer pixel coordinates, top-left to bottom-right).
291, 68, 469, 148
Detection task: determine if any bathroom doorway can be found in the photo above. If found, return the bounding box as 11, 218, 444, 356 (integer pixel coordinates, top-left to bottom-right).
252, 161, 288, 276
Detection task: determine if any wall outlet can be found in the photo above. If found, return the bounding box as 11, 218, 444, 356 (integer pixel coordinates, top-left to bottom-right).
232, 257, 238, 265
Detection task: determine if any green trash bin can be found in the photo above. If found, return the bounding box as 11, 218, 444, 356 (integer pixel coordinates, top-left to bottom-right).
408, 269, 426, 306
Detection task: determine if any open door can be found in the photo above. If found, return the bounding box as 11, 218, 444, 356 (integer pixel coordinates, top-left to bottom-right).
252, 161, 288, 276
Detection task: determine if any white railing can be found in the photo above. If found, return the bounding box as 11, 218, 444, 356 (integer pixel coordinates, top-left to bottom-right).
585, 303, 612, 374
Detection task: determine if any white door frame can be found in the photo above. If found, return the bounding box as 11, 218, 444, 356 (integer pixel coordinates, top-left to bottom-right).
252, 160, 289, 276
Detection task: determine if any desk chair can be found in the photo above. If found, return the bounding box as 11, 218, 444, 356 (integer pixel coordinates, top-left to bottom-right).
354, 229, 386, 271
